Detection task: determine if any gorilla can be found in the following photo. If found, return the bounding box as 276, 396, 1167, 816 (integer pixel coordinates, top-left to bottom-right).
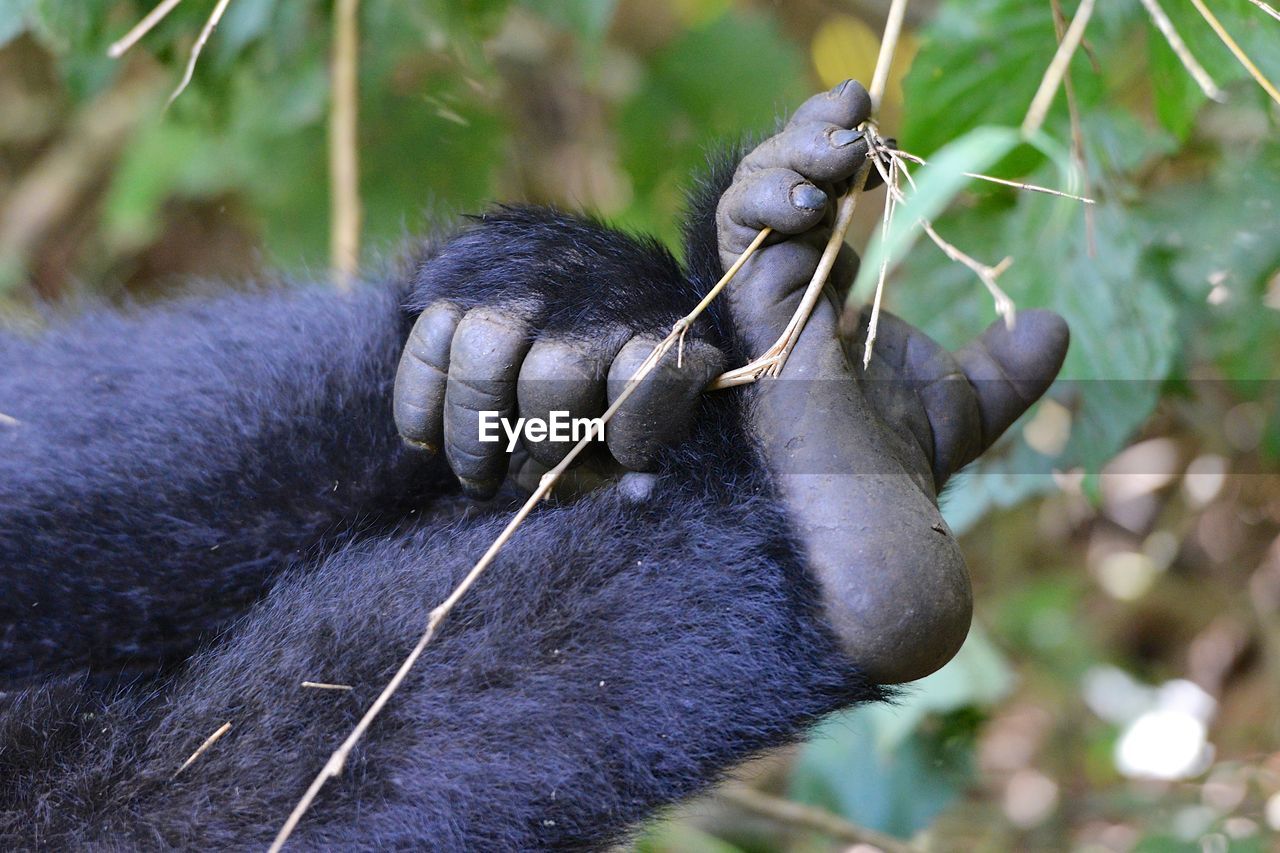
0, 81, 1067, 849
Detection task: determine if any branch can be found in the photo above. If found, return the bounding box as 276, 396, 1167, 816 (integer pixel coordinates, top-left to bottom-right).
711, 0, 908, 386
329, 0, 362, 290
1246, 0, 1280, 24
1021, 0, 1096, 138
167, 0, 234, 107
107, 0, 185, 58
887, 148, 1094, 203
868, 0, 910, 111
1136, 0, 1225, 101
1050, 0, 1097, 256
271, 3, 915, 844
1189, 0, 1280, 107
268, 227, 772, 852
883, 149, 1015, 329
862, 153, 898, 368
718, 784, 916, 852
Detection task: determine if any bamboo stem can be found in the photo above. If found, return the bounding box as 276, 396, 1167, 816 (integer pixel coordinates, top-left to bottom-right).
329, 0, 361, 290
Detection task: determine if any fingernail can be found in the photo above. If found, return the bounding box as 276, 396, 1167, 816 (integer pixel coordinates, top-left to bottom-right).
403, 437, 438, 455
829, 79, 852, 98
459, 476, 500, 500
830, 128, 865, 148
790, 183, 828, 210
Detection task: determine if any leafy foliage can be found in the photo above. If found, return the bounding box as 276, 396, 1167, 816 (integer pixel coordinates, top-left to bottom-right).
2, 0, 1278, 849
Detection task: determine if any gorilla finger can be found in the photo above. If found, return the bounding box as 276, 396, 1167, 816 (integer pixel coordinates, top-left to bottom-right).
394, 302, 463, 454
444, 308, 533, 499
516, 335, 618, 468
728, 240, 824, 357
605, 335, 725, 471
721, 168, 830, 237
739, 123, 871, 185
785, 79, 872, 131
855, 306, 982, 488
955, 308, 1070, 454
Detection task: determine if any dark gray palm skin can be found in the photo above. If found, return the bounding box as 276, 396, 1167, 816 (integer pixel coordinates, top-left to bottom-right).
716, 81, 1068, 682
394, 81, 1069, 684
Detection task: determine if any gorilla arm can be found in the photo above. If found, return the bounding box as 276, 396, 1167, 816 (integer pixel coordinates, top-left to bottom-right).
0, 282, 443, 683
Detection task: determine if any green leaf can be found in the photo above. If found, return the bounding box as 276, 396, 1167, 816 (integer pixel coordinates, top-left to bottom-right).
787, 626, 1009, 838
618, 10, 808, 247
863, 623, 1015, 752
899, 0, 1059, 158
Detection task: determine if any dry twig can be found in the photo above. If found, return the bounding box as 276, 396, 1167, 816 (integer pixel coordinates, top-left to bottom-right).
173, 721, 231, 779
271, 4, 913, 846
268, 227, 772, 852
862, 153, 899, 368
329, 0, 361, 290
107, 0, 185, 58
1022, 0, 1096, 138
1050, 0, 1097, 255
718, 784, 914, 852
712, 0, 908, 385
1136, 0, 1225, 101
1246, 0, 1280, 23
887, 148, 1094, 203
167, 0, 235, 107
1189, 0, 1280, 107
878, 148, 1016, 332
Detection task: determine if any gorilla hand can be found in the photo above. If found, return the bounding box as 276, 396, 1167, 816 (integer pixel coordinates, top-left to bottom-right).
717, 81, 1070, 683
394, 208, 726, 500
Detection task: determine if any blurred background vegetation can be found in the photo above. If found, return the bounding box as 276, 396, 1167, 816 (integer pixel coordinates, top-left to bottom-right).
1, 0, 1278, 850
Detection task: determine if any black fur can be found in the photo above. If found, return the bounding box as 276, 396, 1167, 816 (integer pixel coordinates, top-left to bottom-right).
0, 157, 883, 849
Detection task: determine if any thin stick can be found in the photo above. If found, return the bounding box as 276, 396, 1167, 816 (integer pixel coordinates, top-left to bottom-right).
868, 0, 909, 111
166, 0, 234, 107
268, 231, 770, 853
709, 162, 872, 388
329, 0, 361, 290
1189, 0, 1280, 107
714, 0, 907, 386
1246, 0, 1280, 23
719, 785, 914, 853
1136, 0, 1225, 101
301, 681, 354, 691
173, 721, 231, 778
888, 151, 1016, 327
862, 154, 898, 368
1021, 0, 1096, 138
107, 0, 185, 58
885, 148, 1094, 203
1050, 0, 1097, 256
274, 2, 908, 842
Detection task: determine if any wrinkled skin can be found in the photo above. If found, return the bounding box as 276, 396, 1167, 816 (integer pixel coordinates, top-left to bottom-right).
394, 280, 725, 499
715, 81, 1069, 682
396, 80, 1069, 684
